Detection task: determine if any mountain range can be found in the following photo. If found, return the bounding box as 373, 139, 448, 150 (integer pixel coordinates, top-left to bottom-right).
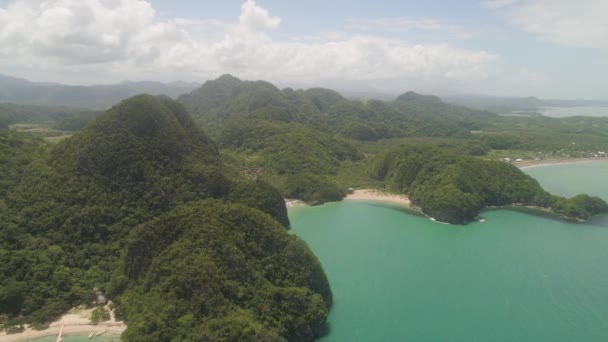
0, 74, 199, 109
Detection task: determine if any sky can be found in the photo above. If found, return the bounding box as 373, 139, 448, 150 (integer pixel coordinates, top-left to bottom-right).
0, 0, 606, 99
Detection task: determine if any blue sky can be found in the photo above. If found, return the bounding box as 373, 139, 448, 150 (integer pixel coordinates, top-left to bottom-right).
0, 0, 606, 99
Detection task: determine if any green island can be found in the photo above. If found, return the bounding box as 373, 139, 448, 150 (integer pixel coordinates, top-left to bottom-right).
1, 75, 608, 341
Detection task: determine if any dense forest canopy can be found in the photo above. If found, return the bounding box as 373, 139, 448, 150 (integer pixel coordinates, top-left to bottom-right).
176, 75, 505, 205
0, 95, 331, 340
178, 74, 496, 142
371, 145, 608, 224
0, 102, 98, 128
2, 74, 608, 340
175, 75, 608, 208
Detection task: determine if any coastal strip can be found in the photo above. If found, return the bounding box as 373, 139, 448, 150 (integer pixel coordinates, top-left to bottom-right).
285, 198, 307, 208
516, 157, 608, 169
0, 306, 125, 342
345, 189, 411, 206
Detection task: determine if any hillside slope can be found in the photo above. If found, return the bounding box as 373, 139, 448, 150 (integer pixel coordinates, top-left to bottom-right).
372, 145, 608, 224
0, 95, 331, 340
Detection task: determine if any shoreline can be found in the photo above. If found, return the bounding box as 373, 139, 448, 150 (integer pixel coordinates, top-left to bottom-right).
284, 198, 307, 208
344, 189, 411, 206
516, 157, 607, 169
1, 305, 126, 342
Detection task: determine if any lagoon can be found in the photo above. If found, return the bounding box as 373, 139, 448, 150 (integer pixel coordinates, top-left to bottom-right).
290, 161, 608, 341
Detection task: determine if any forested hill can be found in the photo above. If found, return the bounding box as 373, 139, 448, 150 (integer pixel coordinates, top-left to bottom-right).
178, 74, 496, 141
0, 102, 99, 130
175, 75, 500, 205
372, 146, 608, 224
0, 95, 332, 340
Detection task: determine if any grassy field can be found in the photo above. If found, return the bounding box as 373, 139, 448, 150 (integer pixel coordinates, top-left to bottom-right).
9, 122, 73, 143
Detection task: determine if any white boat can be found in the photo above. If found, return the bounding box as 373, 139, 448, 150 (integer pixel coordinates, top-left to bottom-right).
89, 332, 94, 339
96, 329, 107, 336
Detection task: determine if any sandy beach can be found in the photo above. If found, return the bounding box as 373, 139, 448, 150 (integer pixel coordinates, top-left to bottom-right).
516, 157, 608, 169
285, 198, 307, 208
1, 305, 125, 342
345, 189, 411, 206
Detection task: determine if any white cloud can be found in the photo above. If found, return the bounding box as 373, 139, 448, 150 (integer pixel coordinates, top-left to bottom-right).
499, 0, 608, 49
345, 17, 473, 39
480, 0, 519, 9
0, 0, 497, 86
238, 0, 280, 31
0, 0, 183, 64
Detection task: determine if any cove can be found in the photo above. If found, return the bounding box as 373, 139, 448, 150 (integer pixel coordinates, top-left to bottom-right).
290, 161, 608, 341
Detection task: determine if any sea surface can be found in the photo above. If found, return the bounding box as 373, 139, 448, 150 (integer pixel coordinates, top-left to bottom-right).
523, 160, 608, 199
540, 106, 608, 118
290, 160, 608, 341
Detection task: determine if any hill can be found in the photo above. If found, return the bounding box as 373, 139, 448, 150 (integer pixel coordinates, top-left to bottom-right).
371, 145, 608, 224
179, 75, 496, 141
178, 75, 497, 204
0, 95, 331, 340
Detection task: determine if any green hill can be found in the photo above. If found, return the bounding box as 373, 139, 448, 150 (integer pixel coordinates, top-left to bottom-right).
372, 145, 608, 224
0, 95, 331, 340
177, 75, 498, 204
179, 75, 496, 141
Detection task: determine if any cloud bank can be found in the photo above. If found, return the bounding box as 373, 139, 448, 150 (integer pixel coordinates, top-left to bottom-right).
0, 0, 496, 85
499, 0, 608, 50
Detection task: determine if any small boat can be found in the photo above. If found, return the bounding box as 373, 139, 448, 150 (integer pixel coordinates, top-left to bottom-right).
479, 219, 486, 223
96, 329, 107, 336
89, 332, 94, 339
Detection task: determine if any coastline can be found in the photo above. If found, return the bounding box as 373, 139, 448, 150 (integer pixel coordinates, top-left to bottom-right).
285, 198, 307, 208
344, 189, 411, 206
516, 157, 607, 169
1, 305, 125, 342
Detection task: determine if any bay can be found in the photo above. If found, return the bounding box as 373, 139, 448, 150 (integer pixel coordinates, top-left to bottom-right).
290, 161, 608, 341
541, 106, 608, 118
523, 160, 608, 199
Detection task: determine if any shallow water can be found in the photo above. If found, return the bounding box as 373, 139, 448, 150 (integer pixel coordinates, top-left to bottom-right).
290, 161, 608, 341
541, 106, 608, 118
523, 160, 608, 199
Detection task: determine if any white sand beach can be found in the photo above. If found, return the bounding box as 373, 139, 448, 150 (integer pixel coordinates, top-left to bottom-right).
285, 198, 307, 208
516, 157, 608, 169
0, 305, 125, 342
345, 189, 411, 206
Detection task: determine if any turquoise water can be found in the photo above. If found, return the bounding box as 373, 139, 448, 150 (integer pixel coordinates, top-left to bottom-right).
523, 160, 608, 199
290, 161, 608, 341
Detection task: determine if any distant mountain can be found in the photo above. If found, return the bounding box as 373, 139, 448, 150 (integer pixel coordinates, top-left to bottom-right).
0, 74, 199, 109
